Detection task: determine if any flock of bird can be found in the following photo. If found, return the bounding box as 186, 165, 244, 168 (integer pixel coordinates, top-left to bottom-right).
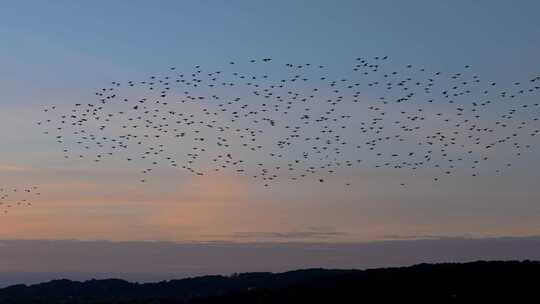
0, 186, 40, 214
3, 56, 539, 214
31, 57, 540, 192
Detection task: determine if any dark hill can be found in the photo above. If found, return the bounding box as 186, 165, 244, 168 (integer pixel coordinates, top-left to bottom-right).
0, 261, 538, 303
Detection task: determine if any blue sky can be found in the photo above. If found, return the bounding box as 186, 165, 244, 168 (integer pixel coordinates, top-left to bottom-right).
2, 0, 539, 84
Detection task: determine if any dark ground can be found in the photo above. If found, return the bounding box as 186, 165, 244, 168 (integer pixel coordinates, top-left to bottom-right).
0, 260, 538, 303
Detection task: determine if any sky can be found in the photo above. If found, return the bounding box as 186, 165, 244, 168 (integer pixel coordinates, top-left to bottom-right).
1, 0, 540, 247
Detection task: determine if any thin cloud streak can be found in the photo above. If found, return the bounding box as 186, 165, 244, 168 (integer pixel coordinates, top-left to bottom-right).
0, 165, 33, 172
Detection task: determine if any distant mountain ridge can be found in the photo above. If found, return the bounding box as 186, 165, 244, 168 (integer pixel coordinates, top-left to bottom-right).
0, 261, 538, 303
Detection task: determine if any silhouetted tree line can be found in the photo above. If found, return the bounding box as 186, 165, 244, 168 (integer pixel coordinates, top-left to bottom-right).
0, 261, 538, 303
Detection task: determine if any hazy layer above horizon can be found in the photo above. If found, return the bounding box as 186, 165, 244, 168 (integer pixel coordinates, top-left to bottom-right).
1, 236, 540, 287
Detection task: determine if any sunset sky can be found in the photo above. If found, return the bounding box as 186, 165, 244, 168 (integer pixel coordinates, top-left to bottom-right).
1, 0, 540, 246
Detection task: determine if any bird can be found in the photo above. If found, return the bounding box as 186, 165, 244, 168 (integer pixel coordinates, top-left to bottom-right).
0, 186, 40, 215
